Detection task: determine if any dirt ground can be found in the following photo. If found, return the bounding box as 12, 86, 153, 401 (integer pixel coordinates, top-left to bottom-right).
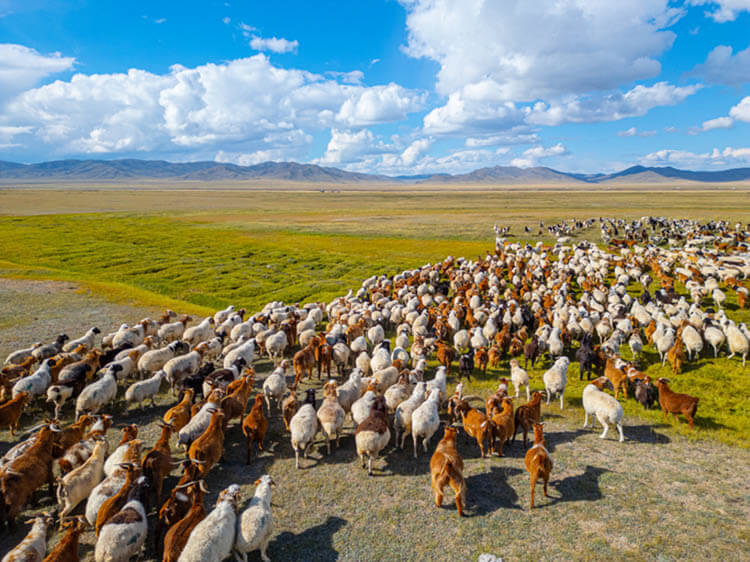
1, 279, 749, 561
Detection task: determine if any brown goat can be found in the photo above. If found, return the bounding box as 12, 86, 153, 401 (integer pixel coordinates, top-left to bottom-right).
491, 397, 515, 457
162, 480, 209, 562
221, 373, 254, 428
0, 423, 60, 527
188, 409, 225, 477
0, 391, 30, 435
436, 342, 456, 374
604, 357, 630, 400
242, 394, 268, 464
293, 341, 317, 386
95, 462, 140, 536
454, 398, 492, 458
524, 422, 553, 509
281, 385, 299, 431
43, 515, 87, 562
52, 414, 95, 458
429, 425, 466, 517
164, 388, 194, 432
58, 415, 114, 474
155, 461, 201, 553
142, 422, 174, 508
654, 378, 699, 428
666, 337, 686, 375
513, 391, 543, 447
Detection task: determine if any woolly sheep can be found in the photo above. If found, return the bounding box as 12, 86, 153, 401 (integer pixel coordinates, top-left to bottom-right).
234, 475, 275, 562
582, 378, 625, 442
543, 356, 570, 410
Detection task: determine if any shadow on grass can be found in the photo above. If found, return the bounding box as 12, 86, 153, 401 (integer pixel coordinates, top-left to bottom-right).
626, 423, 671, 444
545, 428, 587, 452
545, 465, 610, 506
271, 515, 347, 562
466, 466, 524, 515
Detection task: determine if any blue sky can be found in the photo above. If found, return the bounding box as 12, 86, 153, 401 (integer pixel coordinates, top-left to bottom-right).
1, 0, 749, 174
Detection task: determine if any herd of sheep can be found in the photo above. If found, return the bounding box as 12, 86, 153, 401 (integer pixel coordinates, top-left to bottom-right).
1, 216, 749, 561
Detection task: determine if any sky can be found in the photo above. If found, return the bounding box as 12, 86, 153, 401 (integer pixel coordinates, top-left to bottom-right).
0, 0, 749, 175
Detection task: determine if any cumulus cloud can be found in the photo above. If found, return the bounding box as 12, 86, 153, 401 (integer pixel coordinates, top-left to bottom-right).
641, 145, 750, 168
0, 52, 424, 161
423, 86, 525, 134
249, 35, 299, 54
687, 0, 750, 22
526, 82, 701, 126
510, 143, 568, 168
465, 130, 539, 147
401, 0, 680, 101
691, 44, 750, 86
729, 96, 750, 121
314, 129, 393, 165
702, 116, 734, 130
0, 44, 75, 102
617, 126, 658, 137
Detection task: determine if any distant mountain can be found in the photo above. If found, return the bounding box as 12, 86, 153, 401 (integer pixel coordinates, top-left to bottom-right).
416, 165, 583, 184
1, 159, 750, 185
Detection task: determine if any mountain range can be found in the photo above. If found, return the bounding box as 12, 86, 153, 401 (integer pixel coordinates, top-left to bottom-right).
1, 159, 750, 185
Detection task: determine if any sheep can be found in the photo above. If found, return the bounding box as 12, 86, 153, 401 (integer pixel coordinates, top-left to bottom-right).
351, 390, 378, 426
332, 342, 351, 377
234, 475, 275, 562
430, 425, 466, 517
383, 373, 411, 412
2, 511, 53, 562
138, 340, 190, 378
726, 324, 748, 366
509, 359, 530, 401
243, 394, 268, 464
223, 338, 255, 370
524, 422, 553, 509
177, 484, 242, 562
164, 349, 204, 394
95, 462, 141, 536
214, 305, 236, 325
58, 414, 113, 474
281, 386, 299, 432
12, 358, 55, 399
704, 323, 726, 358
394, 381, 426, 449
124, 370, 166, 409
103, 425, 139, 477
317, 380, 346, 454
680, 323, 703, 361
262, 362, 288, 412
411, 388, 441, 458
654, 378, 700, 428
75, 365, 120, 418
336, 369, 362, 416
425, 365, 447, 404
265, 330, 288, 365
63, 327, 101, 353
0, 391, 30, 436
582, 377, 625, 442
543, 356, 569, 410
290, 389, 319, 469
158, 315, 193, 343
178, 389, 224, 449
86, 442, 141, 526
355, 395, 391, 475
182, 316, 215, 346
32, 334, 68, 362
57, 438, 108, 519
4, 342, 42, 366
95, 475, 150, 562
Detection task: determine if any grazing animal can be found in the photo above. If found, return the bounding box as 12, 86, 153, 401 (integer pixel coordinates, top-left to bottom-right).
355, 396, 391, 475
94, 475, 149, 562
233, 475, 275, 562
524, 423, 553, 509
453, 397, 492, 458
513, 391, 543, 447
317, 380, 346, 454
176, 484, 242, 562
162, 481, 209, 562
491, 397, 515, 457
582, 377, 625, 442
2, 511, 53, 562
654, 378, 699, 428
289, 389, 318, 469
429, 425, 466, 517
242, 394, 268, 464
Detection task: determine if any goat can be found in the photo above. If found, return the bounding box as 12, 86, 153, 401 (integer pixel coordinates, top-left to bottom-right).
654, 378, 699, 428
162, 481, 209, 562
453, 397, 492, 458
242, 394, 268, 464
430, 425, 466, 516
188, 409, 226, 478
57, 438, 108, 520
94, 475, 149, 562
491, 397, 515, 457
0, 391, 30, 436
164, 388, 194, 432
355, 395, 391, 475
142, 421, 175, 507
513, 391, 543, 447
2, 511, 53, 562
42, 516, 86, 562
524, 423, 553, 509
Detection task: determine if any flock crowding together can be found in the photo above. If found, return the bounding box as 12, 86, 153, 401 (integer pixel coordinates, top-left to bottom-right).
1, 216, 749, 561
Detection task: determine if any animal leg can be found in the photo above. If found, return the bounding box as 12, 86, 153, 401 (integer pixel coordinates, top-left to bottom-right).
616, 423, 624, 442
598, 415, 610, 440
583, 410, 589, 428
529, 474, 537, 509
368, 455, 373, 476
295, 448, 300, 469
413, 433, 419, 459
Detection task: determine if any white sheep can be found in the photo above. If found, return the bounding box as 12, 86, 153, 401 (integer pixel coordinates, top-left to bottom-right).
12, 358, 54, 399
332, 342, 351, 376
3, 342, 41, 366
63, 326, 100, 352
178, 484, 242, 562
367, 324, 385, 347
224, 338, 255, 370
369, 346, 391, 373
164, 350, 203, 394
214, 305, 236, 326
351, 390, 377, 426
543, 356, 570, 410
680, 324, 703, 360
183, 317, 215, 346
727, 324, 748, 366
393, 381, 426, 449
410, 388, 441, 458
76, 366, 119, 417
265, 330, 288, 365
137, 340, 189, 378
124, 370, 165, 410
582, 378, 625, 442
46, 383, 73, 419
177, 389, 225, 448
262, 362, 288, 412
425, 365, 447, 403
453, 329, 470, 353
234, 475, 275, 562
2, 512, 53, 562
290, 400, 319, 469
103, 350, 139, 380
355, 351, 371, 376
509, 359, 530, 401
704, 324, 726, 357
94, 475, 149, 562
57, 438, 108, 518
372, 365, 399, 394
336, 369, 362, 415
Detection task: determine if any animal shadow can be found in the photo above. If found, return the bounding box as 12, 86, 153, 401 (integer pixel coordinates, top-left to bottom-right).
270, 515, 347, 562
625, 423, 671, 444
547, 465, 610, 505
466, 466, 524, 515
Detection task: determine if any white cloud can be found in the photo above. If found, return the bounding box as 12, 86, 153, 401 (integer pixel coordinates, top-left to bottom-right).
729, 96, 750, 121
510, 143, 568, 168
641, 146, 750, 168
335, 83, 425, 127
154, 18, 167, 24
526, 82, 701, 126
687, 1, 750, 22
423, 86, 525, 134
702, 116, 734, 130
325, 70, 364, 85
617, 126, 657, 137
401, 0, 680, 101
315, 129, 392, 165
249, 35, 299, 54
222, 16, 231, 24
239, 23, 256, 36
1, 52, 424, 160
465, 130, 539, 147
0, 44, 75, 102
691, 44, 750, 86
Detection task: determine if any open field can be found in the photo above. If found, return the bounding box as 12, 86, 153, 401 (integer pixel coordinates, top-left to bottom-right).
1, 185, 750, 560
1, 280, 749, 561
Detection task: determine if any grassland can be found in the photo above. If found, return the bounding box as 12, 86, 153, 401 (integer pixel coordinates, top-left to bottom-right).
1, 184, 749, 559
